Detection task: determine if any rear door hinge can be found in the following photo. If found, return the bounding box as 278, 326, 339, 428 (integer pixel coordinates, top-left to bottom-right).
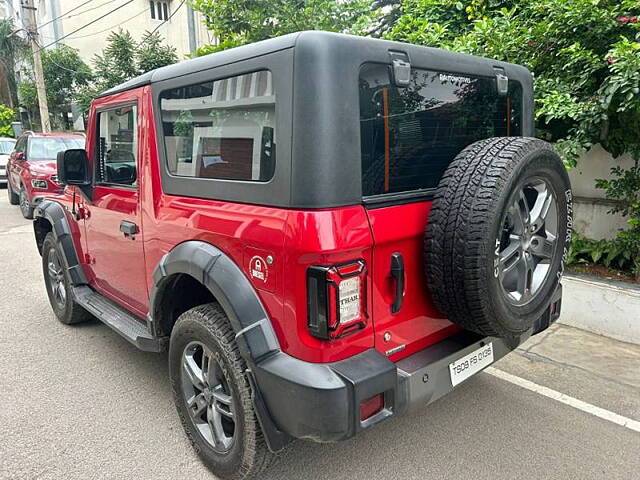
389, 50, 411, 87
494, 66, 509, 97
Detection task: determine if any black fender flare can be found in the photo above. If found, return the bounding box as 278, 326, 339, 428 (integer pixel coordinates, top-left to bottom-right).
33, 200, 88, 286
149, 241, 291, 450
149, 240, 280, 363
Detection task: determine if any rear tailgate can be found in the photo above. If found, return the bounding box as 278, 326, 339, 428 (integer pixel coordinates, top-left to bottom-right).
358, 60, 524, 362
365, 201, 458, 361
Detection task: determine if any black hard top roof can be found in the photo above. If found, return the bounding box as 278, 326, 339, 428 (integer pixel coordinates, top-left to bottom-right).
97, 30, 530, 98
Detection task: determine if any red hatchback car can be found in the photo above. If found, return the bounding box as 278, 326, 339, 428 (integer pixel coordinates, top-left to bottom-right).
33, 32, 571, 479
7, 132, 85, 218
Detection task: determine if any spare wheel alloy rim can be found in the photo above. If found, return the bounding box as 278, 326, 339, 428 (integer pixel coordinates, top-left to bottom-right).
181, 341, 236, 453
495, 176, 559, 306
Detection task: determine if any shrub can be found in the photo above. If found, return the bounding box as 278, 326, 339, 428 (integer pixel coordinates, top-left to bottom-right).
0, 104, 15, 137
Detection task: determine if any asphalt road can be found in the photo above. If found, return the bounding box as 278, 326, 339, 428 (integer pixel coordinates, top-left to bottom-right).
1, 189, 639, 480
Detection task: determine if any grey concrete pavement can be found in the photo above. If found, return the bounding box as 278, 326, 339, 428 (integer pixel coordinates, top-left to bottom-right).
1, 190, 639, 480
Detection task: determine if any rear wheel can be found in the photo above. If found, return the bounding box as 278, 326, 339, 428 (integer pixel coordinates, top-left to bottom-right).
425, 137, 572, 337
19, 186, 34, 219
169, 303, 276, 479
7, 181, 19, 205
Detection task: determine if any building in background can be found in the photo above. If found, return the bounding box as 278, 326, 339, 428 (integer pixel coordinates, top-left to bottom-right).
2, 0, 212, 65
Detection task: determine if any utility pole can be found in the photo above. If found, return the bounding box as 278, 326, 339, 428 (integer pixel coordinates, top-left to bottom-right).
22, 0, 51, 132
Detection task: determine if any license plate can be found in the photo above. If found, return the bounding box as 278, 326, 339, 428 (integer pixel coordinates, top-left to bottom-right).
449, 342, 494, 387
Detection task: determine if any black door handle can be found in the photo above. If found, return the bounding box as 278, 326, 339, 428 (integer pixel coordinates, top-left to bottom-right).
120, 220, 138, 237
390, 252, 404, 314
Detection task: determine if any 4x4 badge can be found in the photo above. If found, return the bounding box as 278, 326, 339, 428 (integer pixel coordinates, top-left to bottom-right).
249, 256, 269, 282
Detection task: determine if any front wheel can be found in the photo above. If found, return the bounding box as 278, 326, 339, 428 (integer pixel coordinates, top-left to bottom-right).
169, 303, 276, 479
7, 181, 19, 205
42, 233, 92, 325
19, 186, 34, 219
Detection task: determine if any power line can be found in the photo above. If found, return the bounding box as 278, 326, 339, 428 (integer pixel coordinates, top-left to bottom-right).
37, 0, 96, 30
28, 2, 177, 77
66, 7, 148, 40
35, 0, 134, 52
62, 0, 122, 21
141, 0, 185, 44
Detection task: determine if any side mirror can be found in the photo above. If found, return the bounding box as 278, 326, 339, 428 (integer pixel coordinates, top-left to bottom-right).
57, 149, 91, 186
14, 152, 25, 162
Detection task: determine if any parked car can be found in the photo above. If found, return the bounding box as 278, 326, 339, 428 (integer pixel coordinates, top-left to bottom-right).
33, 32, 571, 479
7, 132, 85, 218
0, 137, 16, 187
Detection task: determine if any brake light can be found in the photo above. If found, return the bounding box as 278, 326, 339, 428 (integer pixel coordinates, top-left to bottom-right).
307, 260, 367, 339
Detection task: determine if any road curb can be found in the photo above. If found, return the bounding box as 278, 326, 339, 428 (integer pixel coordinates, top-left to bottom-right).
559, 273, 640, 345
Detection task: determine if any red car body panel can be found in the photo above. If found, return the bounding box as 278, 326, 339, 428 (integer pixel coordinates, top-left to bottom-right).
365, 202, 461, 361
59, 85, 457, 364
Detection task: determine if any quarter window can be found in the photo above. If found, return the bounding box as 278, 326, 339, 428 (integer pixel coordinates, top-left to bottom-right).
159, 70, 276, 182
359, 63, 523, 197
96, 105, 138, 187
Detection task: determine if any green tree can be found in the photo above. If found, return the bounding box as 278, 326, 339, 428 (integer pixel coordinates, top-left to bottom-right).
191, 0, 377, 53
137, 31, 178, 72
94, 29, 138, 89
0, 18, 29, 108
76, 29, 178, 112
19, 45, 93, 127
18, 45, 92, 129
0, 104, 16, 137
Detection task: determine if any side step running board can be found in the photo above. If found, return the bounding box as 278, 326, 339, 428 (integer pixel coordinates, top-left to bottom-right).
73, 286, 167, 352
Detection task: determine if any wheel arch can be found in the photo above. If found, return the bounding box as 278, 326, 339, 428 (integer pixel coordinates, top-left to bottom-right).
33, 200, 88, 285
150, 240, 280, 363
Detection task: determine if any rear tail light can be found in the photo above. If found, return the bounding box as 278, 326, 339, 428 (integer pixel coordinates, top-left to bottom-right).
307, 260, 367, 339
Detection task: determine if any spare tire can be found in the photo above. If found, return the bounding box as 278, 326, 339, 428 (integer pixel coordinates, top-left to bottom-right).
425, 137, 572, 337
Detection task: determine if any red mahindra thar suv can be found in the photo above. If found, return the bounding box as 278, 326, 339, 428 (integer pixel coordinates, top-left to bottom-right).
7, 132, 85, 218
33, 32, 571, 479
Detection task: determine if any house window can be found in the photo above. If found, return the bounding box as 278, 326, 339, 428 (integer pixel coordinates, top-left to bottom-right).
150, 1, 169, 21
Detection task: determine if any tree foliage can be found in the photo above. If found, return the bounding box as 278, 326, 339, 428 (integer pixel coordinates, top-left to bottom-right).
0, 18, 29, 108
20, 45, 93, 125
136, 31, 179, 73
191, 0, 377, 53
76, 29, 178, 112
0, 104, 16, 137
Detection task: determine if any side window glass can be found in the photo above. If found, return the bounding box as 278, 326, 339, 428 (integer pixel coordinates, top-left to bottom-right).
96, 105, 138, 187
159, 70, 276, 182
15, 137, 26, 153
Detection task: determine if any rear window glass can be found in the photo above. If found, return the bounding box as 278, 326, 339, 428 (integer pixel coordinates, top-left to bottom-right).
359, 63, 522, 197
27, 137, 85, 161
159, 70, 276, 182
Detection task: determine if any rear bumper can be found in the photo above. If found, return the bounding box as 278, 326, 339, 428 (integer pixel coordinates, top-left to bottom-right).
254, 284, 562, 446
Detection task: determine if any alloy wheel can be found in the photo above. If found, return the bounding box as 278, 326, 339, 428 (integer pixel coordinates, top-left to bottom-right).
181, 341, 236, 453
19, 188, 30, 217
47, 247, 67, 308
496, 177, 559, 305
